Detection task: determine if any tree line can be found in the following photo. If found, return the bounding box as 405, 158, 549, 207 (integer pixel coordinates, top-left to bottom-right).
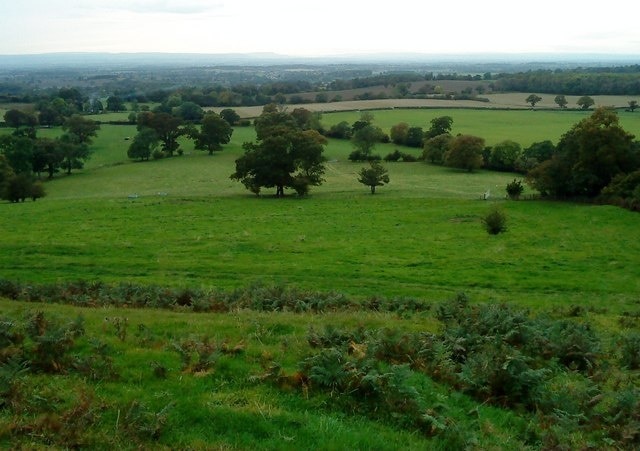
494, 67, 640, 95
4, 97, 640, 210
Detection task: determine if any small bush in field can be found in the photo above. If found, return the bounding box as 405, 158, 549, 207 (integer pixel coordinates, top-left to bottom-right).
482, 207, 507, 235
506, 178, 524, 200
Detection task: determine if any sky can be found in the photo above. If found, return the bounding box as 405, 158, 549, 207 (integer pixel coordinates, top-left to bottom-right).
0, 0, 639, 56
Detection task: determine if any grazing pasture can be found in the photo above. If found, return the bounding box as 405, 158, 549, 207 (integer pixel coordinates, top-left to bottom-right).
2, 108, 640, 449
1, 113, 639, 312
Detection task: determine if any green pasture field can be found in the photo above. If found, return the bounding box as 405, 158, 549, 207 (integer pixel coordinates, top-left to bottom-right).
322, 108, 640, 147
2, 109, 640, 449
1, 117, 639, 313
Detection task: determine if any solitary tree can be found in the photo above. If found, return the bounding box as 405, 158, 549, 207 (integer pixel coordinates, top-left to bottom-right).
358, 161, 390, 194
628, 100, 638, 112
554, 95, 568, 109
231, 109, 326, 197
526, 94, 542, 107
444, 135, 485, 172
577, 96, 595, 110
192, 113, 233, 155
173, 101, 204, 122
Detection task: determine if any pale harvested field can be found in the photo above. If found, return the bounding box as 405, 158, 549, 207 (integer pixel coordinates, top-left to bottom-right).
208, 94, 638, 118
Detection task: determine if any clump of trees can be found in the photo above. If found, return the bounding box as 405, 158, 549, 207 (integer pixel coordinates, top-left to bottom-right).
526, 107, 639, 199
1, 109, 101, 202
231, 104, 327, 197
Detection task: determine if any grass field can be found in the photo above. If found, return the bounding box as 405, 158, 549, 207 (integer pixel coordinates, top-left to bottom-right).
2, 109, 640, 449
1, 113, 639, 312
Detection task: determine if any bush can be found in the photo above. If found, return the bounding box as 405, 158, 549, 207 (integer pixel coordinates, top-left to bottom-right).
348, 150, 381, 162
506, 179, 524, 200
619, 332, 640, 369
384, 150, 418, 162
482, 208, 507, 235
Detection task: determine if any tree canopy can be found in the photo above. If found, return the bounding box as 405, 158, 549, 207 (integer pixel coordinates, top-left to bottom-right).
525, 94, 542, 107
444, 135, 485, 172
137, 112, 186, 156
192, 113, 233, 155
425, 116, 453, 139
231, 106, 327, 197
358, 161, 390, 194
527, 107, 639, 197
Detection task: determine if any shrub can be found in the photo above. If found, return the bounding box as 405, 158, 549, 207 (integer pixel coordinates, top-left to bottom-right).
619, 332, 640, 369
482, 208, 507, 235
506, 179, 524, 200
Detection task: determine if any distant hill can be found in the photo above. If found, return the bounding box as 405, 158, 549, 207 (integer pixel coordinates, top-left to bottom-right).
0, 52, 638, 71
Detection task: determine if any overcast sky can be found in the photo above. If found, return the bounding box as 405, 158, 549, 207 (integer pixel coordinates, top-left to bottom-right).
1, 0, 639, 56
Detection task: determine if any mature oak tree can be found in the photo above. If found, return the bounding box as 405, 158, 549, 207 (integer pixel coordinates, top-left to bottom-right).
127, 128, 159, 161
525, 94, 542, 107
62, 115, 100, 145
577, 96, 595, 110
231, 108, 326, 197
192, 112, 233, 155
527, 107, 639, 197
32, 138, 64, 178
554, 95, 568, 109
425, 116, 453, 139
219, 108, 240, 125
137, 112, 185, 156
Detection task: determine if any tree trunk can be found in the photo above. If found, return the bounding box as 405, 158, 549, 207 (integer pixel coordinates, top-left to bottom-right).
370, 185, 376, 194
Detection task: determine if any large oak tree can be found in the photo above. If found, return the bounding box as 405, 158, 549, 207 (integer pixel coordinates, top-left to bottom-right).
231, 106, 326, 197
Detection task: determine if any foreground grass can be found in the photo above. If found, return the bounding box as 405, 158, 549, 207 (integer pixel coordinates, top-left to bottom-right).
0, 298, 530, 449
1, 289, 638, 449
